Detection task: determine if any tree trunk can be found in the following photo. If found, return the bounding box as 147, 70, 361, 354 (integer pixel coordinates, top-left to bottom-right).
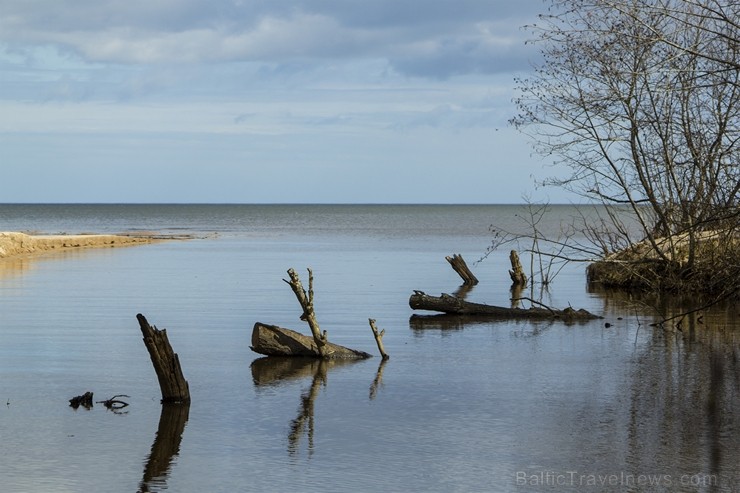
250, 322, 372, 359
409, 291, 601, 321
137, 314, 191, 404
445, 254, 479, 285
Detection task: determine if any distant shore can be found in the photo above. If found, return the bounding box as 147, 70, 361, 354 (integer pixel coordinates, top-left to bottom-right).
0, 231, 163, 259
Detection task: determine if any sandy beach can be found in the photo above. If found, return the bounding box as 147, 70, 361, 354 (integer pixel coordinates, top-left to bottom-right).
0, 231, 159, 259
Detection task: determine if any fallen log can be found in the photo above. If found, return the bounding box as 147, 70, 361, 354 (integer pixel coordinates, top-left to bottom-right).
250, 322, 372, 359
409, 291, 601, 321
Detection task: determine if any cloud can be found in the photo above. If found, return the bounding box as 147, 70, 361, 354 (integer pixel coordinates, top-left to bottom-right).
0, 0, 538, 78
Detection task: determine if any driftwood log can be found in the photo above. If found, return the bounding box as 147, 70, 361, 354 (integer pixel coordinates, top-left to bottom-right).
409, 291, 601, 321
445, 254, 479, 285
251, 322, 372, 359
137, 314, 191, 404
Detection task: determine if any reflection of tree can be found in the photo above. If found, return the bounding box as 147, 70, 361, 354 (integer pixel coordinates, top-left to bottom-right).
287, 360, 327, 458
138, 404, 190, 493
623, 319, 738, 488
251, 356, 381, 458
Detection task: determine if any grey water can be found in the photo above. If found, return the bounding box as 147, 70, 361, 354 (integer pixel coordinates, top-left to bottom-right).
0, 204, 737, 492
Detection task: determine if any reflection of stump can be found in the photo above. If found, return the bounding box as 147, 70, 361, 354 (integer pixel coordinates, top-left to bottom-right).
510, 283, 525, 309
508, 250, 528, 286
138, 403, 190, 493
445, 254, 479, 285
137, 314, 191, 404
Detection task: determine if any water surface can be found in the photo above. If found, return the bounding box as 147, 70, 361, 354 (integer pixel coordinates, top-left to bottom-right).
0, 204, 737, 492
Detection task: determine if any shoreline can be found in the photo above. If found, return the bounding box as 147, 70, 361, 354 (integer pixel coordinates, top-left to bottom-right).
0, 231, 164, 259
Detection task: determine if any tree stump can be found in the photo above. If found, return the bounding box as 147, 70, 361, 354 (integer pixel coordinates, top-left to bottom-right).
508, 250, 528, 286
137, 314, 191, 404
445, 254, 479, 285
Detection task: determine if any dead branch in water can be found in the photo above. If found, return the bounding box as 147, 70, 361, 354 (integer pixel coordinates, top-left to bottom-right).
409, 291, 601, 322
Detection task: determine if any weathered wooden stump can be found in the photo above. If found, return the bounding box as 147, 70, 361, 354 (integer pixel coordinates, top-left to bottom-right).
509, 250, 528, 286
137, 314, 191, 404
446, 254, 479, 285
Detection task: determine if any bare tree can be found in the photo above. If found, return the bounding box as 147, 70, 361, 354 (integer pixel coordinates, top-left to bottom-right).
512, 0, 740, 297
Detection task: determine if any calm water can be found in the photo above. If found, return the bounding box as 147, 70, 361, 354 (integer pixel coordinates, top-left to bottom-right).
0, 204, 737, 493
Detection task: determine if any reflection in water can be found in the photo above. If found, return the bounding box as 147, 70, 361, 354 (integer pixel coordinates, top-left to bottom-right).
509, 283, 525, 309
287, 361, 327, 458
138, 404, 190, 493
589, 303, 739, 491
622, 321, 739, 490
452, 283, 474, 299
250, 356, 355, 387
0, 257, 33, 281
369, 359, 388, 400
0, 248, 119, 280
408, 313, 546, 332
251, 357, 376, 458
409, 314, 555, 339
408, 314, 470, 332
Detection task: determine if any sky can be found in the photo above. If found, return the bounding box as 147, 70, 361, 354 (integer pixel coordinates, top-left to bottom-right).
0, 0, 568, 204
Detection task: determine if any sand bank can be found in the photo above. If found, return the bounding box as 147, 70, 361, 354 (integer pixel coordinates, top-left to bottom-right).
0, 231, 160, 259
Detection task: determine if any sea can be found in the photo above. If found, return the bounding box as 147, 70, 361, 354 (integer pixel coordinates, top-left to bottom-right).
0, 204, 737, 493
